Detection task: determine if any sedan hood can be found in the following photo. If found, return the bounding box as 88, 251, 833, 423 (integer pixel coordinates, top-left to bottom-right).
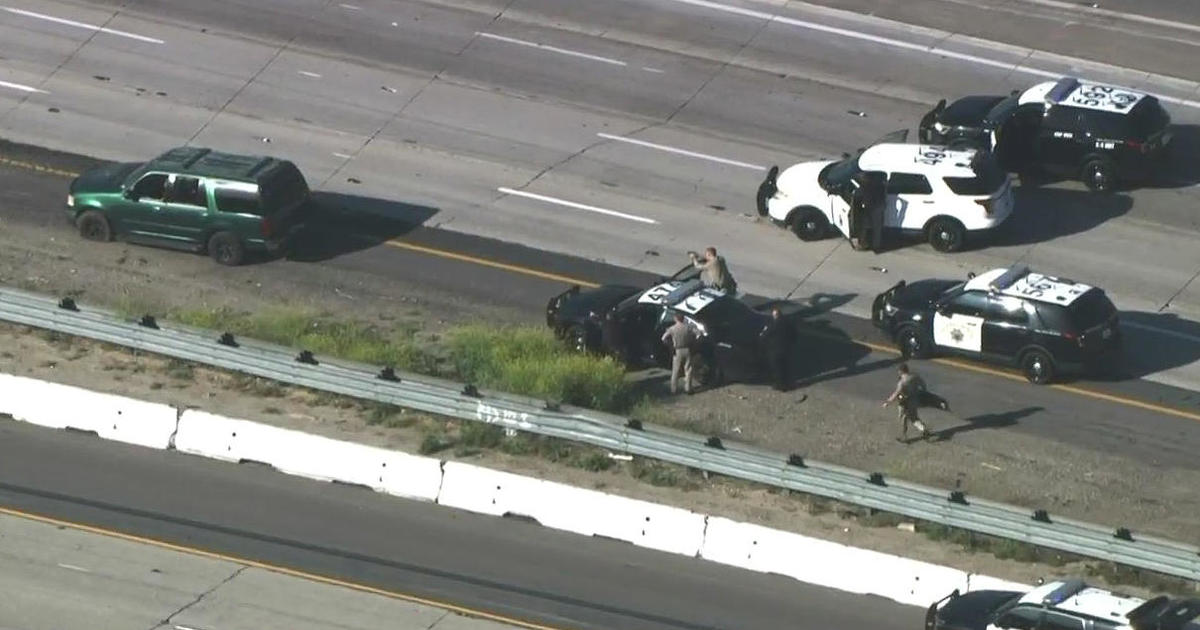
558, 285, 640, 320
939, 95, 1005, 127
70, 162, 141, 194
936, 590, 1022, 630
891, 279, 958, 309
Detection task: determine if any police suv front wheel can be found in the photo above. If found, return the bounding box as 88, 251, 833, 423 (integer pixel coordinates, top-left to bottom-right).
926, 217, 966, 253
896, 326, 932, 359
1020, 349, 1055, 385
789, 207, 828, 241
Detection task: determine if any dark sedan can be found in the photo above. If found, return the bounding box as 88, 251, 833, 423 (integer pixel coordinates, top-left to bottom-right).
545, 265, 776, 384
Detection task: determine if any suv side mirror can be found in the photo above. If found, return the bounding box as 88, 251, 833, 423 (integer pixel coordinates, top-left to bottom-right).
123, 189, 138, 201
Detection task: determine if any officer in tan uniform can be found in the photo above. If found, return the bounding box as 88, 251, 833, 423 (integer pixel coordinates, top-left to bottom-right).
661, 312, 698, 394
882, 363, 933, 442
689, 247, 737, 294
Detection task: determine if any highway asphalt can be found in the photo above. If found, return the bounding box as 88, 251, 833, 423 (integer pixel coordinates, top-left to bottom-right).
2, 0, 1199, 394
0, 419, 923, 630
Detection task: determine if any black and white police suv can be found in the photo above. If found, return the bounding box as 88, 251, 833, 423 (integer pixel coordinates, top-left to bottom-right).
757, 135, 1013, 253
871, 265, 1121, 383
545, 264, 774, 384
918, 76, 1172, 192
925, 578, 1200, 630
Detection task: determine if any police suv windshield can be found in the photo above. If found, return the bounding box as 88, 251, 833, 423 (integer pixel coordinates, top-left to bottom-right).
818, 155, 862, 192
983, 94, 1021, 127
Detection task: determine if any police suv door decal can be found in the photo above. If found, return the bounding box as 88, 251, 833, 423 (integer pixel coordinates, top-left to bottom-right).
933, 312, 983, 352
830, 192, 852, 239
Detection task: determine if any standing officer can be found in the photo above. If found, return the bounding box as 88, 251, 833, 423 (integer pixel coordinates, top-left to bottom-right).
689, 247, 737, 294
882, 363, 933, 442
661, 312, 697, 395
759, 307, 794, 391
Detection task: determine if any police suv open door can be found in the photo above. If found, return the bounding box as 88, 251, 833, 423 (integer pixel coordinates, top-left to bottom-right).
829, 130, 907, 250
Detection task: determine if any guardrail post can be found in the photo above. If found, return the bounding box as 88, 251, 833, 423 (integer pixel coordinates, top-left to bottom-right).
377, 366, 399, 382
868, 472, 886, 486
57, 297, 78, 311
217, 332, 239, 347
138, 315, 159, 329
1115, 527, 1134, 541
705, 436, 724, 450
1033, 509, 1052, 523
787, 454, 805, 468
949, 491, 968, 505
296, 350, 319, 365
625, 418, 643, 431
461, 384, 481, 398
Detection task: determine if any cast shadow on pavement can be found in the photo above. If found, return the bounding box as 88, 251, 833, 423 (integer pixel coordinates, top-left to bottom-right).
928, 406, 1043, 442
983, 185, 1131, 250
1088, 311, 1200, 383
284, 191, 439, 263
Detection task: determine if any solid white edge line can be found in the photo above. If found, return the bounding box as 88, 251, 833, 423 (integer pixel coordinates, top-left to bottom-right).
1012, 0, 1200, 35
662, 0, 1200, 110
1122, 321, 1200, 345
475, 32, 628, 67
2, 6, 164, 44
0, 79, 47, 94
497, 187, 658, 224
596, 133, 766, 170
298, 71, 322, 78
56, 563, 90, 572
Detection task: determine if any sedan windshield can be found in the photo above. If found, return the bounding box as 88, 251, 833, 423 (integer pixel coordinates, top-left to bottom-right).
817, 155, 861, 192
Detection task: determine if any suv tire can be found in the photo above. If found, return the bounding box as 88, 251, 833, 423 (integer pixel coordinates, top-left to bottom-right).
1021, 349, 1055, 384
896, 325, 932, 359
790, 207, 828, 241
208, 231, 246, 266
926, 217, 966, 253
1081, 158, 1116, 193
77, 211, 112, 242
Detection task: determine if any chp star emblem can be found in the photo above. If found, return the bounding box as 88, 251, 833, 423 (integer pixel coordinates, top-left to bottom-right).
950, 328, 964, 342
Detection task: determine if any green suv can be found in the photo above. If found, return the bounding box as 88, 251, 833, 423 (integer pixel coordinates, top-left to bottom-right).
66, 147, 309, 265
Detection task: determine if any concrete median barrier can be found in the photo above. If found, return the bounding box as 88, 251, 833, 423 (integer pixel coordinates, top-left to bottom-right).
0, 373, 177, 449
438, 462, 707, 556
175, 410, 442, 501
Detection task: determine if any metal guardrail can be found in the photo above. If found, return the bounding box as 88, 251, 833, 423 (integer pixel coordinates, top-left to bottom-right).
1, 286, 1197, 581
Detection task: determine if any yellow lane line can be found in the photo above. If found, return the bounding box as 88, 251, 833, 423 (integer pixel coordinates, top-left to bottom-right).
5, 155, 1198, 423
387, 240, 602, 288
0, 506, 575, 630
0, 156, 79, 178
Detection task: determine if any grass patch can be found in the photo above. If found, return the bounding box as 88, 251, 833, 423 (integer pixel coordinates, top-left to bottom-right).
173, 307, 436, 372
630, 458, 701, 490
446, 324, 630, 412
165, 359, 195, 381
364, 403, 417, 429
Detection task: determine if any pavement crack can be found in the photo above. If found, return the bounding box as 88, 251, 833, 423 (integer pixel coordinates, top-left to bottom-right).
425, 609, 452, 629
1159, 265, 1200, 312
152, 564, 247, 630
661, 9, 773, 125
784, 240, 843, 302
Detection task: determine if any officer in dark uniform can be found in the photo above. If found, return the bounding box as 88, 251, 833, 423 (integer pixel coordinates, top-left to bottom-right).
849, 172, 886, 252
759, 306, 795, 391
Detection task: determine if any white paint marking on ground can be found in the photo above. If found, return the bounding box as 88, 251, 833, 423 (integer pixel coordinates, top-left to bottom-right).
2, 6, 165, 44
659, 0, 1200, 110
298, 70, 322, 78
56, 563, 90, 573
1123, 321, 1200, 345
497, 187, 658, 225
332, 152, 353, 159
0, 79, 46, 94
642, 66, 665, 73
338, 3, 361, 10
596, 133, 766, 170
1013, 0, 1200, 34
475, 32, 627, 67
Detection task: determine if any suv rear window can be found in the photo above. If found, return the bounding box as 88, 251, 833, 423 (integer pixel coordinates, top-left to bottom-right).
259, 162, 310, 213
944, 154, 1007, 195
1128, 98, 1170, 139
1066, 289, 1116, 331
214, 188, 263, 216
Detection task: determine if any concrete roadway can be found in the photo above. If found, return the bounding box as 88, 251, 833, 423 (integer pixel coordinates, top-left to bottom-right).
0, 419, 921, 630
1, 0, 1200, 394
0, 508, 525, 630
